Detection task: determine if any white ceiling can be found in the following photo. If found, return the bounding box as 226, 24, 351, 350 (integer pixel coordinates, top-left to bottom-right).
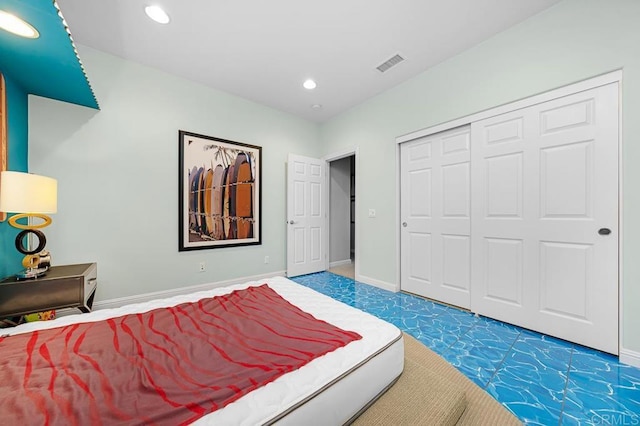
56, 0, 561, 122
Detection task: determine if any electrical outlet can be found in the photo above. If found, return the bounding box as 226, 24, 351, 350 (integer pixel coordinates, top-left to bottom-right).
199, 261, 206, 272
264, 256, 270, 264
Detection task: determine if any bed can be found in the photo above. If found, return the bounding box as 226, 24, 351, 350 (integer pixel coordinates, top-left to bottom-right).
0, 276, 403, 425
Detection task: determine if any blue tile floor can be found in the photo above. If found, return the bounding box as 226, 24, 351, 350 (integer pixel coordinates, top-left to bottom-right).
291, 272, 640, 426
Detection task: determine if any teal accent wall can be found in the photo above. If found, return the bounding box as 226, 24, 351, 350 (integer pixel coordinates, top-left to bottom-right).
0, 0, 98, 109
0, 0, 98, 279
0, 74, 28, 278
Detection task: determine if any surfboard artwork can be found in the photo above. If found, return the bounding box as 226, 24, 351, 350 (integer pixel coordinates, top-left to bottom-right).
204, 168, 214, 238
188, 166, 198, 231
226, 164, 237, 240
197, 167, 208, 236
212, 164, 225, 240
192, 167, 204, 234
234, 153, 253, 239
178, 131, 261, 251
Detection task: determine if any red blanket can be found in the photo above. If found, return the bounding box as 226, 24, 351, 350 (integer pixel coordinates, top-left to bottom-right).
0, 284, 361, 425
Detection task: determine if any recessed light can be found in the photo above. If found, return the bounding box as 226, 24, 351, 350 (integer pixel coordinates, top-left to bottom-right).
303, 79, 317, 90
145, 5, 170, 24
311, 104, 323, 110
0, 10, 39, 39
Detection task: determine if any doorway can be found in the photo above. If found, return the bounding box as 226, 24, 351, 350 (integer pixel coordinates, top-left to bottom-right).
286, 149, 357, 279
328, 155, 356, 279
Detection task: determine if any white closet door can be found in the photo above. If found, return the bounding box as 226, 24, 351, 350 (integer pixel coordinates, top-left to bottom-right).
471, 83, 619, 354
401, 126, 471, 308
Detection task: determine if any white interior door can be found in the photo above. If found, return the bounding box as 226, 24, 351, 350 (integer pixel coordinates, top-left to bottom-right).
471, 83, 619, 354
400, 126, 471, 308
287, 154, 326, 277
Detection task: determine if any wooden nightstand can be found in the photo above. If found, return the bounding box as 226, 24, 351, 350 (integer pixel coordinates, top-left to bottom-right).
0, 263, 97, 319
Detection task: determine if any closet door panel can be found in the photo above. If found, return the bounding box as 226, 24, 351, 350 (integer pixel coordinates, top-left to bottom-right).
485, 153, 523, 219
401, 126, 471, 308
471, 108, 534, 325
532, 84, 618, 354
471, 83, 619, 354
539, 241, 591, 320
442, 234, 470, 292
401, 138, 434, 296
483, 237, 523, 306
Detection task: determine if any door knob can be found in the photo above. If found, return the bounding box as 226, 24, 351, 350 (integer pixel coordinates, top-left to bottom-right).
289, 220, 296, 225
402, 222, 408, 227
598, 228, 611, 235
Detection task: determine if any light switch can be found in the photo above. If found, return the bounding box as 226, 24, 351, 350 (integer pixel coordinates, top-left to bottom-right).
368, 209, 376, 218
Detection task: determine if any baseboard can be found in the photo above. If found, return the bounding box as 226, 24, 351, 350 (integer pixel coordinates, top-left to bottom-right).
329, 259, 352, 268
619, 348, 640, 368
92, 270, 287, 311
356, 273, 398, 293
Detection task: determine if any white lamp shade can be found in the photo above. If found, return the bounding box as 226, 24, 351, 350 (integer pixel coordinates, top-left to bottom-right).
0, 171, 57, 214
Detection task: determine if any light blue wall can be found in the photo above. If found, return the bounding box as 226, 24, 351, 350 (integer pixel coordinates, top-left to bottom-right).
29, 46, 321, 301
320, 0, 640, 352
0, 74, 28, 278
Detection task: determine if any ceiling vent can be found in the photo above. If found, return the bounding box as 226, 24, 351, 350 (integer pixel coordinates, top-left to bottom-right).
376, 54, 405, 73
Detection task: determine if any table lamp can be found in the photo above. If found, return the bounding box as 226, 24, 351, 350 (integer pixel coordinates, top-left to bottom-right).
0, 171, 57, 279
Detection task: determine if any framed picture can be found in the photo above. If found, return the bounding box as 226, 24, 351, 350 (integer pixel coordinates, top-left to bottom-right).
178, 130, 261, 251
1, 73, 7, 222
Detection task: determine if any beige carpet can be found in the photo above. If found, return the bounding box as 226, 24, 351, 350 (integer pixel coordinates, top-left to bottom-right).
353, 333, 521, 426
328, 262, 355, 279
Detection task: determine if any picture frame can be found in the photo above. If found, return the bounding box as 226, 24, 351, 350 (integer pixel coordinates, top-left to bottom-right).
178, 130, 261, 251
1, 73, 7, 222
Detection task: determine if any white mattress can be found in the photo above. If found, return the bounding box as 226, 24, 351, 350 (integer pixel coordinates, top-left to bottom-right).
6, 276, 404, 425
